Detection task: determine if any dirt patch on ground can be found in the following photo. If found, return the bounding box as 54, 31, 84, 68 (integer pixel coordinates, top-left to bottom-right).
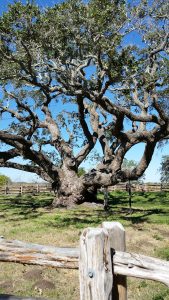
32, 280, 55, 291
125, 224, 169, 259
153, 226, 169, 238
23, 269, 43, 281
0, 281, 14, 293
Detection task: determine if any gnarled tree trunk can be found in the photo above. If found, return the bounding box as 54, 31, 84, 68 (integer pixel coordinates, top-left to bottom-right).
52, 167, 98, 207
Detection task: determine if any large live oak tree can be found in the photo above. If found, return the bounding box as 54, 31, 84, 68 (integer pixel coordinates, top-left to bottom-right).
0, 0, 169, 206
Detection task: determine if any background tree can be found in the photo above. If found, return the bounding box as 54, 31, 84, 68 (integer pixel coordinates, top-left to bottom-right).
0, 174, 11, 186
122, 158, 145, 182
160, 156, 169, 183
0, 0, 169, 206
77, 168, 86, 177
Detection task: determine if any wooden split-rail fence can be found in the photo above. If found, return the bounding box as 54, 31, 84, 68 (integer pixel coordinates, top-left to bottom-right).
0, 222, 169, 300
0, 183, 53, 195
0, 183, 169, 196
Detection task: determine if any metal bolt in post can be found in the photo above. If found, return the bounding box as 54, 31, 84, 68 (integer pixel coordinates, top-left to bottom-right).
88, 270, 94, 278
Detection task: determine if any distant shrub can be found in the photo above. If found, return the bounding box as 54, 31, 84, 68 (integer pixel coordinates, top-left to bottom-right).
0, 174, 11, 186
77, 168, 86, 177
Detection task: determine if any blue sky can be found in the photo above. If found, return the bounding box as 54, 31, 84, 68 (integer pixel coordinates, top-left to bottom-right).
0, 0, 168, 183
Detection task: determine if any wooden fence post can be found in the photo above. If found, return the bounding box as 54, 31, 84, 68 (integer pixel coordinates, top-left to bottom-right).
103, 187, 109, 210
79, 227, 113, 300
5, 184, 7, 195
5, 184, 8, 195
20, 185, 23, 195
102, 222, 127, 300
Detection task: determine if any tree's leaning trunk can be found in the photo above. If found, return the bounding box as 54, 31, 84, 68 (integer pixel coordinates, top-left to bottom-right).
51, 168, 98, 207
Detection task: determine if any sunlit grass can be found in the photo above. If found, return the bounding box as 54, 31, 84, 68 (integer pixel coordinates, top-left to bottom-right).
0, 191, 169, 299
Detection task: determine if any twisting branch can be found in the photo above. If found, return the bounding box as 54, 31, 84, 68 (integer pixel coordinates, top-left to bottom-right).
96, 96, 160, 124
77, 96, 93, 143
76, 97, 98, 166
110, 141, 133, 175
119, 142, 156, 181
41, 97, 73, 161
0, 161, 52, 182
0, 131, 58, 180
0, 149, 20, 162
1, 90, 40, 139
0, 131, 33, 148
151, 93, 169, 123
150, 33, 169, 58
0, 105, 32, 123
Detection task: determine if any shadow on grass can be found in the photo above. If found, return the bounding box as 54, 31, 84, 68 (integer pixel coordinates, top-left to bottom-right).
122, 208, 167, 224
108, 191, 169, 208
43, 205, 169, 229
0, 194, 53, 221
107, 191, 129, 204
0, 192, 169, 226
47, 216, 101, 229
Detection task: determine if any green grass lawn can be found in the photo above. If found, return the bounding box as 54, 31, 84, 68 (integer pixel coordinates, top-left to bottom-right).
0, 191, 169, 300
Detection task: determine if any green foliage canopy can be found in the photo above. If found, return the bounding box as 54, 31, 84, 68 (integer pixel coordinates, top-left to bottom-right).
0, 174, 11, 186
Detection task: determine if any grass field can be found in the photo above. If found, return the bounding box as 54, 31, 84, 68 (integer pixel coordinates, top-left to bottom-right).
0, 191, 169, 300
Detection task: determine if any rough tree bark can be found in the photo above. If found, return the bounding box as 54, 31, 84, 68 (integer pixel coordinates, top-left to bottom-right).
52, 169, 84, 207
52, 168, 98, 207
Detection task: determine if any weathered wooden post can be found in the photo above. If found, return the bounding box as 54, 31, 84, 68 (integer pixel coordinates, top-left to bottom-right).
103, 186, 109, 211
5, 184, 7, 195
79, 227, 113, 300
20, 184, 23, 195
102, 222, 127, 300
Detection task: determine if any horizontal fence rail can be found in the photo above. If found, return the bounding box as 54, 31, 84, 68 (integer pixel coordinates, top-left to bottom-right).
0, 183, 53, 195
1, 222, 169, 300
108, 183, 169, 192
0, 236, 169, 287
0, 183, 169, 196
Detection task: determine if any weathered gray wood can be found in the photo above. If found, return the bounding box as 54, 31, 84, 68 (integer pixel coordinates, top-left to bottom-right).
20, 185, 23, 195
0, 238, 79, 269
5, 185, 8, 195
102, 222, 127, 300
79, 228, 113, 300
102, 222, 126, 252
0, 183, 52, 196
103, 187, 109, 210
0, 238, 169, 287
113, 251, 169, 287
